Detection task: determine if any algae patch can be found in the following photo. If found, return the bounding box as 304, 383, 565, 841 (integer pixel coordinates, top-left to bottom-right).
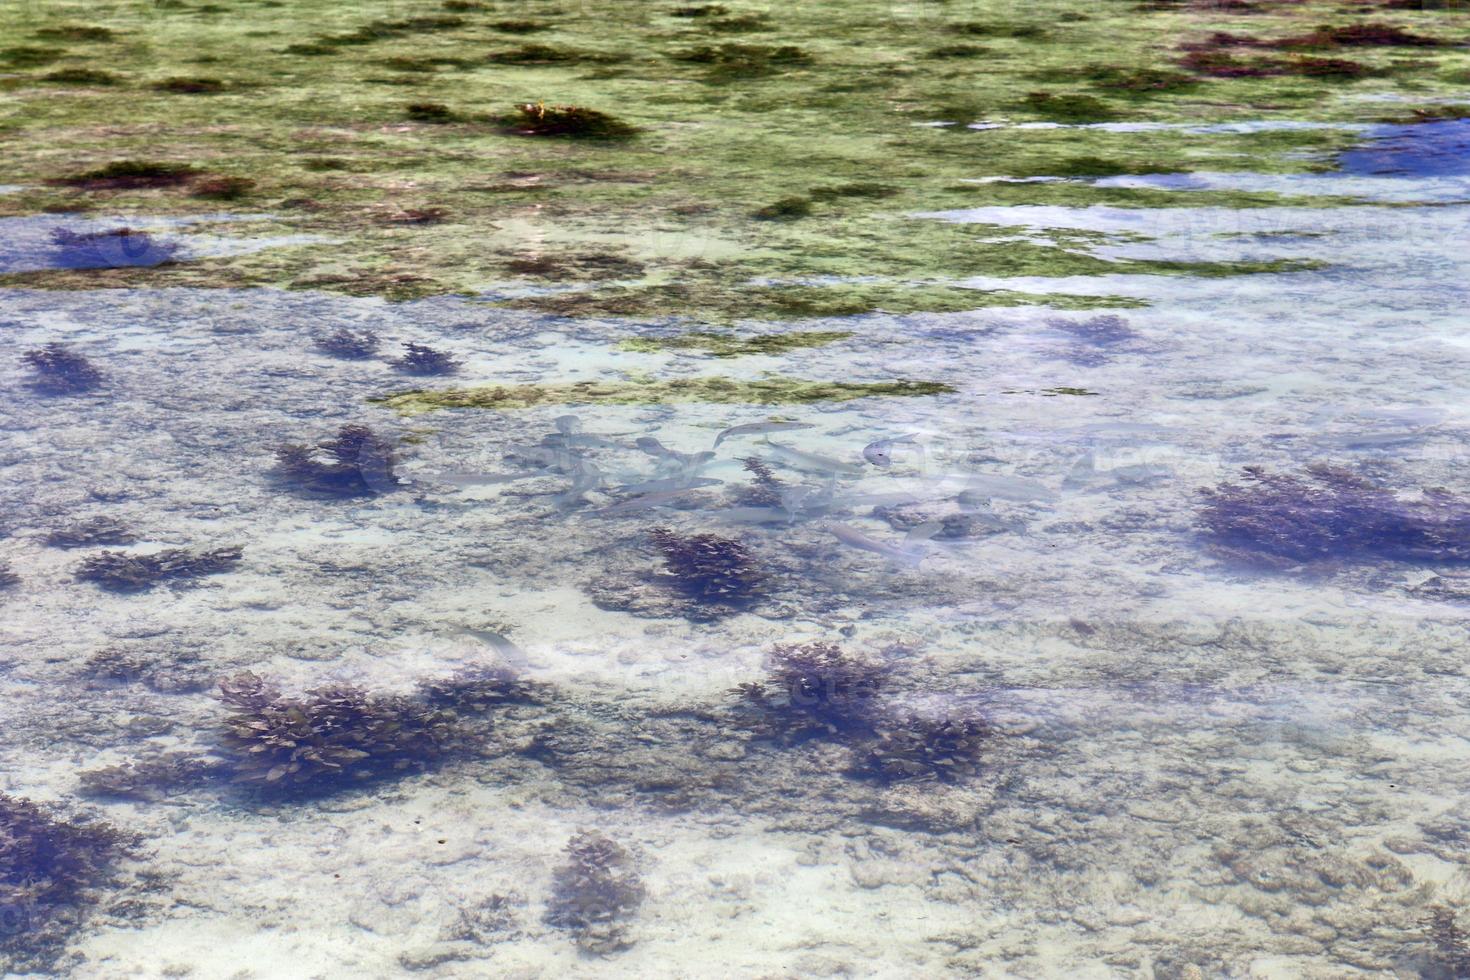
619, 330, 851, 358
370, 376, 954, 414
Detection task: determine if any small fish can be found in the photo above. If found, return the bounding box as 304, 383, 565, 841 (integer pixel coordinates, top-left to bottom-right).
1317, 430, 1423, 450
452, 627, 533, 669
542, 432, 632, 451
636, 437, 715, 471
905, 521, 947, 544
595, 486, 706, 516
832, 491, 924, 508
713, 420, 814, 449
614, 476, 723, 495
715, 506, 795, 525
862, 433, 921, 468
828, 523, 927, 566
764, 440, 865, 476
954, 473, 1057, 503
436, 470, 543, 488
636, 436, 674, 457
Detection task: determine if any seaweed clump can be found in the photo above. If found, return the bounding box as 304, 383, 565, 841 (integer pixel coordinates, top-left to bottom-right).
733, 642, 992, 782
54, 160, 200, 190
78, 753, 219, 802
733, 641, 887, 739
191, 176, 254, 200
22, 343, 104, 394
405, 101, 457, 123
217, 672, 457, 793
313, 327, 380, 359
273, 424, 398, 497
40, 68, 120, 85
393, 342, 462, 376
44, 517, 135, 549
1420, 907, 1470, 979
855, 713, 991, 784
671, 43, 812, 81
504, 102, 636, 139
752, 197, 812, 221
74, 546, 241, 591
736, 456, 784, 507
0, 794, 133, 970
544, 831, 645, 954
650, 526, 767, 607
1198, 464, 1470, 568
152, 76, 225, 94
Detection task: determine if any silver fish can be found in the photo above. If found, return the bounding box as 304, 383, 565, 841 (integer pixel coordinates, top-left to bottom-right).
832, 491, 924, 508
862, 433, 920, 468
763, 440, 865, 476
636, 436, 674, 457
828, 523, 927, 566
905, 521, 946, 544
954, 473, 1057, 503
540, 431, 632, 452
636, 437, 714, 471
436, 470, 544, 488
595, 486, 706, 516
713, 421, 814, 449
715, 506, 795, 525
614, 476, 723, 495
453, 627, 533, 669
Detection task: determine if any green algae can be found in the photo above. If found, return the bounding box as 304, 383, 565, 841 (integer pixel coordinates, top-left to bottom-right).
500, 280, 1145, 322
1, 0, 1467, 318
369, 376, 956, 415
619, 330, 851, 357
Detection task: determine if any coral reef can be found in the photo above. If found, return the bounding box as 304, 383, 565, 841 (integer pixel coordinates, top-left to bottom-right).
543, 831, 645, 954
44, 517, 135, 549
1198, 464, 1470, 568
273, 423, 398, 496
504, 102, 636, 139
393, 342, 461, 376
22, 343, 104, 394
313, 327, 380, 359
74, 546, 241, 591
217, 673, 458, 793
649, 526, 767, 607
0, 794, 133, 971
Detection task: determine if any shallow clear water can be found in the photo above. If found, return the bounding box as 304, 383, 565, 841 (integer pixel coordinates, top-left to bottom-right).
5, 112, 1470, 979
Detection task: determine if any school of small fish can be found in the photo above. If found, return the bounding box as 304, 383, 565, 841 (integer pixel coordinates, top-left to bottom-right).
420, 414, 1177, 567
